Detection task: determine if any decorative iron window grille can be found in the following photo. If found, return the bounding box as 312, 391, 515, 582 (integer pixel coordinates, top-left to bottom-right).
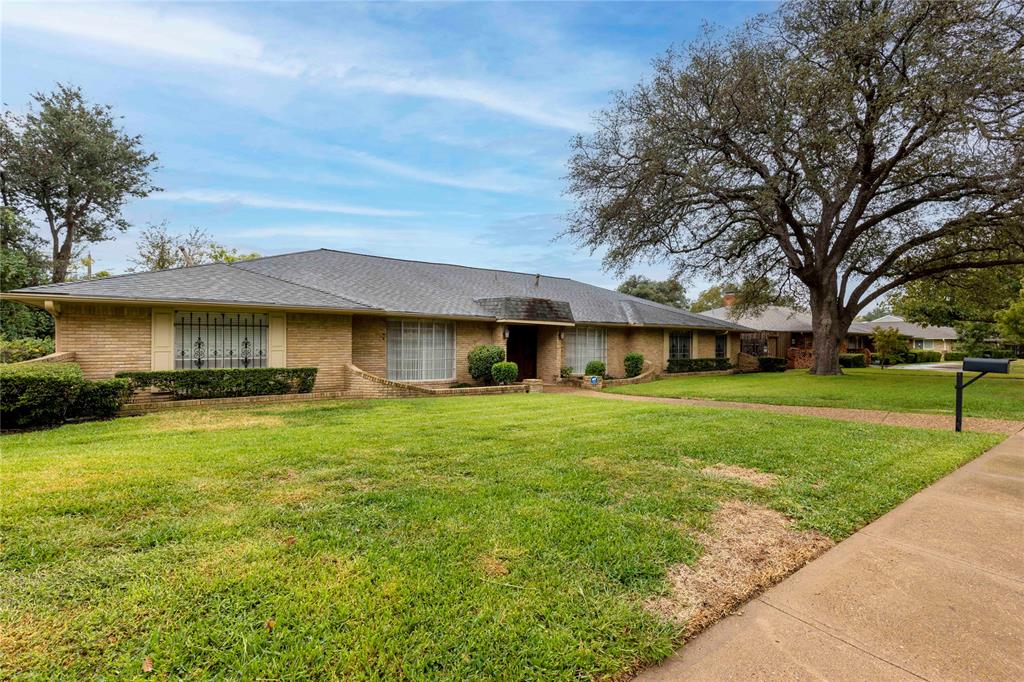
668, 331, 692, 360
174, 311, 268, 369
739, 332, 769, 357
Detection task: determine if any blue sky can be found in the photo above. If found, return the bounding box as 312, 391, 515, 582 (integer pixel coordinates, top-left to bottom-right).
2, 1, 771, 290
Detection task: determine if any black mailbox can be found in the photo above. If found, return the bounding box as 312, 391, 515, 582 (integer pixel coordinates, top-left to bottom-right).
963, 357, 1012, 374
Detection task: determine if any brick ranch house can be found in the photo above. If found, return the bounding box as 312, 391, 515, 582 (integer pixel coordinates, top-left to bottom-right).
4, 249, 749, 397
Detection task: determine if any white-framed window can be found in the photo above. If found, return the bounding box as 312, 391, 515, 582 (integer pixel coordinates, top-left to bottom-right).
386, 319, 455, 381
914, 339, 925, 349
669, 331, 692, 360
563, 326, 607, 373
174, 311, 268, 369
847, 335, 863, 350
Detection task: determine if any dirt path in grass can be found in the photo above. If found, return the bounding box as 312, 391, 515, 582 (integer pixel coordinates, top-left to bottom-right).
548, 387, 1024, 435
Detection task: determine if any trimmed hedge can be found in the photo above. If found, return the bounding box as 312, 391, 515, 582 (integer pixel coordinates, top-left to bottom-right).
67, 379, 132, 420
115, 367, 318, 399
468, 345, 505, 384
623, 352, 644, 378
0, 362, 131, 428
757, 356, 787, 372
666, 358, 732, 373
906, 350, 942, 363
839, 353, 867, 368
584, 360, 607, 376
491, 361, 518, 385
0, 337, 55, 364
1, 362, 83, 427
559, 366, 574, 379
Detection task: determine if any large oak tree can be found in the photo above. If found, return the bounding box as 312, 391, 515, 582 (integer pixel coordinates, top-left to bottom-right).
565, 0, 1024, 374
1, 85, 158, 282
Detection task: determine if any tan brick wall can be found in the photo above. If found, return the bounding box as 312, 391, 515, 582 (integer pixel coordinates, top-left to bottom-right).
56, 303, 151, 379
456, 320, 498, 383
625, 328, 664, 374
352, 315, 386, 376
286, 313, 352, 391
536, 326, 562, 382
604, 327, 629, 378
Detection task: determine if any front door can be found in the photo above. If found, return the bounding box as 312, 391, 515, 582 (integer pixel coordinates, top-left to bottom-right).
505, 326, 537, 381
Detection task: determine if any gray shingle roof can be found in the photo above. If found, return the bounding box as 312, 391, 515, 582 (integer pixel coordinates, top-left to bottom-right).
863, 316, 958, 340
9, 248, 748, 330
703, 305, 876, 335
474, 297, 575, 324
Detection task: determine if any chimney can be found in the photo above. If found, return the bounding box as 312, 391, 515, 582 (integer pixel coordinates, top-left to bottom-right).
723, 291, 737, 307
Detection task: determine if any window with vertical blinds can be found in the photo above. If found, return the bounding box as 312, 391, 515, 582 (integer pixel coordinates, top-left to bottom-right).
669, 331, 692, 360
386, 319, 455, 381
563, 326, 606, 373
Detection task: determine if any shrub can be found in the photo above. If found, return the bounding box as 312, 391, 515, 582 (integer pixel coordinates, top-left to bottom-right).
666, 358, 732, 373
757, 356, 787, 372
623, 352, 644, 378
115, 367, 318, 399
943, 351, 965, 361
67, 379, 132, 420
838, 353, 866, 368
0, 337, 54, 363
491, 361, 518, 385
906, 350, 941, 363
559, 366, 574, 379
984, 348, 1015, 359
468, 345, 505, 384
584, 360, 606, 376
0, 362, 83, 427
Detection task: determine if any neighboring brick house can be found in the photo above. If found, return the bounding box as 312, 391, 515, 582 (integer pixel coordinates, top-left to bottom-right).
867, 315, 959, 353
702, 295, 875, 368
3, 249, 748, 396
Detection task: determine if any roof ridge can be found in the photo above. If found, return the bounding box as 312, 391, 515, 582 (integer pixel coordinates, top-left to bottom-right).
317, 248, 576, 282
24, 261, 229, 289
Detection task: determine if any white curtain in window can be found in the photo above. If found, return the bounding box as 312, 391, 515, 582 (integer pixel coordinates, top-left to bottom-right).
387, 319, 455, 381
563, 326, 607, 373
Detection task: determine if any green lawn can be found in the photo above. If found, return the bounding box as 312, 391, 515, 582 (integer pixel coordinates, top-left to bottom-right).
607, 365, 1024, 420
1, 395, 1001, 679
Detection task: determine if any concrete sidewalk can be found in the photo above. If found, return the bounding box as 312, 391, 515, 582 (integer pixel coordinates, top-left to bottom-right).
637, 431, 1024, 681
548, 387, 1023, 435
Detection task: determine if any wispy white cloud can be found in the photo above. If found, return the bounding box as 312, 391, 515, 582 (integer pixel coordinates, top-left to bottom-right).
155, 190, 418, 217
4, 2, 589, 131
4, 3, 302, 77
330, 147, 534, 193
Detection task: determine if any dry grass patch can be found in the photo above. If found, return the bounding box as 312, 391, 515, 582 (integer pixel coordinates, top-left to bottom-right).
700, 463, 779, 488
479, 554, 510, 577
147, 411, 284, 433
647, 500, 832, 637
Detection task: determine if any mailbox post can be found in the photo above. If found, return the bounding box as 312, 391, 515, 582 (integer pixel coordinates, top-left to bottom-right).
955, 357, 1012, 432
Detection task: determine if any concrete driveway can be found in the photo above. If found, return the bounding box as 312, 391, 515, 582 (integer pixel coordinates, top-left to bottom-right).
637, 432, 1024, 681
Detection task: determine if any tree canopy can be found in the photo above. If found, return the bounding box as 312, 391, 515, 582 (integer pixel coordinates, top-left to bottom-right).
616, 275, 688, 308
1, 84, 159, 282
131, 223, 260, 272
891, 266, 1024, 327
565, 0, 1024, 374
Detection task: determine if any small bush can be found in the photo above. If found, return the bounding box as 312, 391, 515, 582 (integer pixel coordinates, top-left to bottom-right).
757, 356, 787, 372
943, 351, 965, 361
623, 352, 644, 378
468, 345, 505, 384
0, 337, 54, 363
0, 362, 83, 427
115, 367, 318, 399
559, 366, 574, 379
584, 360, 606, 376
984, 348, 1015, 359
491, 361, 518, 385
666, 358, 732, 373
839, 353, 867, 368
905, 350, 941, 363
67, 379, 132, 420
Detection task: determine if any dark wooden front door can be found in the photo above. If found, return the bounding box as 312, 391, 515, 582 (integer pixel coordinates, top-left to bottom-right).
505, 326, 537, 381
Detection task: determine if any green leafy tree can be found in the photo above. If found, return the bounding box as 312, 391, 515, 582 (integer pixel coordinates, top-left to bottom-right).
995, 283, 1024, 344
565, 1, 1024, 375
617, 275, 688, 308
955, 321, 997, 356
859, 306, 892, 322
131, 223, 260, 271
689, 285, 729, 313
0, 208, 53, 339
892, 267, 1024, 327
1, 84, 159, 282
871, 326, 905, 369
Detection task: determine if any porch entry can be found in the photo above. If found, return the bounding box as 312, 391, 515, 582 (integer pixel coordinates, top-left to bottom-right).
505, 325, 537, 381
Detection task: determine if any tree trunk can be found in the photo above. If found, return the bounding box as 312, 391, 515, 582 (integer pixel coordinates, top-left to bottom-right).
808, 286, 846, 376
52, 238, 73, 283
